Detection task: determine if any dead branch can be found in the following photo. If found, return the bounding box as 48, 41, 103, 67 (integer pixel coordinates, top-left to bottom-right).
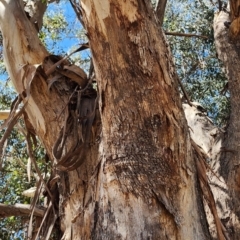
176, 75, 192, 106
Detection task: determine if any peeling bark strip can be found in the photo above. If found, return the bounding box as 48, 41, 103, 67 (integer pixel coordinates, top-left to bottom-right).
0, 0, 95, 163
183, 102, 232, 239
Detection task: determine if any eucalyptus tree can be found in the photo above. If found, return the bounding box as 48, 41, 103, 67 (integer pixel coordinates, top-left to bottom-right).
0, 0, 238, 240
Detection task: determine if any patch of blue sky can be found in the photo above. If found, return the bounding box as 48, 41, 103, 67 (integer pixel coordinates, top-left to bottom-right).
45, 1, 90, 67
46, 1, 81, 51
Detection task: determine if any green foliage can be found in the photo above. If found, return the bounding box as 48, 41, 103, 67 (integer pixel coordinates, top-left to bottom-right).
0, 216, 26, 240
39, 11, 68, 51
0, 126, 50, 239
0, 82, 49, 239
164, 0, 229, 126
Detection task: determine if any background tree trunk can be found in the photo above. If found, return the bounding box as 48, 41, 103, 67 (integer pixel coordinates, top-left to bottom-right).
214, 9, 240, 239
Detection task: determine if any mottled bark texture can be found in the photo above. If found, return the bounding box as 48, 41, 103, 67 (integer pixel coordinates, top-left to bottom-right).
22, 0, 47, 31
214, 9, 240, 239
229, 0, 240, 41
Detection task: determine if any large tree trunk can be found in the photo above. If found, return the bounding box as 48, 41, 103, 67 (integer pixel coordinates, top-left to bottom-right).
61, 0, 209, 239
0, 0, 223, 239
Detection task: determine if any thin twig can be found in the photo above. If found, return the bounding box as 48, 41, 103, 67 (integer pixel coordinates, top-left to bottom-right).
33, 202, 57, 240
25, 132, 57, 239
165, 31, 209, 39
